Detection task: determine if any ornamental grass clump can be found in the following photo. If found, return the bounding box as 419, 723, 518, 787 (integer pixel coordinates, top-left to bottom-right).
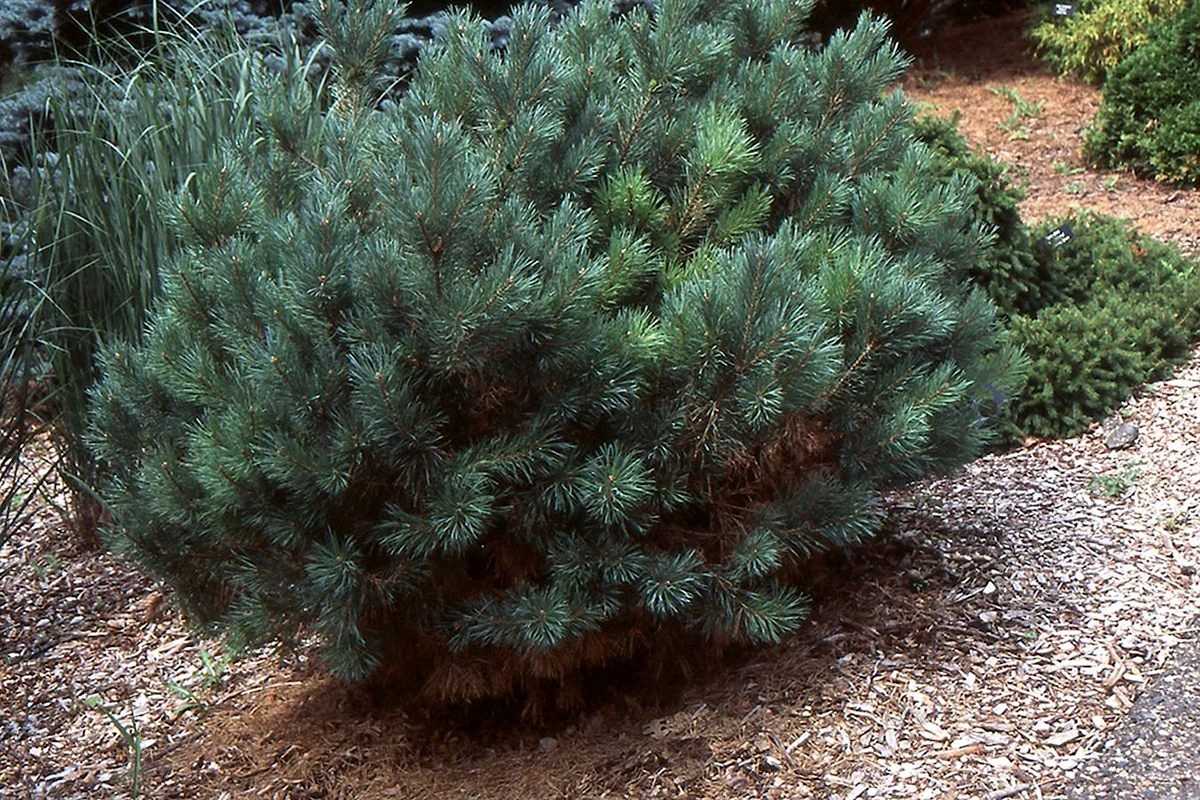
23, 18, 298, 538
88, 0, 1023, 708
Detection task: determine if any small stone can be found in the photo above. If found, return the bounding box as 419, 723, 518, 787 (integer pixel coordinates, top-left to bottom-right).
1103, 419, 1139, 450
538, 737, 558, 752
142, 590, 165, 622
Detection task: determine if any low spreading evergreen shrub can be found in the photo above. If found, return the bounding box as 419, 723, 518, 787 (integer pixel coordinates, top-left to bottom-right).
1025, 0, 1185, 85
1011, 213, 1200, 436
1084, 1, 1200, 184
87, 0, 1024, 708
914, 114, 1200, 439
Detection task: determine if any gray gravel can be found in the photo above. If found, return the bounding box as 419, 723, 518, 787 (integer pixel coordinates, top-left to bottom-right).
1069, 618, 1200, 799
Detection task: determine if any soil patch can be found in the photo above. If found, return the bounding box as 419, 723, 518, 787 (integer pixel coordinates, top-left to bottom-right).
903, 9, 1200, 255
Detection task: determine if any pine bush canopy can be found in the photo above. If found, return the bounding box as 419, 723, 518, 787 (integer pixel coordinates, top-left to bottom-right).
88, 0, 1023, 705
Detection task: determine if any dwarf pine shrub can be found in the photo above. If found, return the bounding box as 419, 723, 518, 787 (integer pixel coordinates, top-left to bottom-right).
88, 0, 1023, 707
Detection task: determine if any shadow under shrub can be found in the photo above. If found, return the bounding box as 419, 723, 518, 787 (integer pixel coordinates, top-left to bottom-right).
87, 0, 1023, 712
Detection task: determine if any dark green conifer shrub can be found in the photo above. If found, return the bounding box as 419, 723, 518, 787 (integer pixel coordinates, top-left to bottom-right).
910, 111, 1050, 316
1011, 213, 1200, 436
913, 114, 1200, 439
87, 0, 1023, 707
1084, 1, 1200, 184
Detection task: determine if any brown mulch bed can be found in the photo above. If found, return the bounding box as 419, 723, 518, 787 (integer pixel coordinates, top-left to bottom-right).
902, 9, 1200, 257
4, 9, 1200, 800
